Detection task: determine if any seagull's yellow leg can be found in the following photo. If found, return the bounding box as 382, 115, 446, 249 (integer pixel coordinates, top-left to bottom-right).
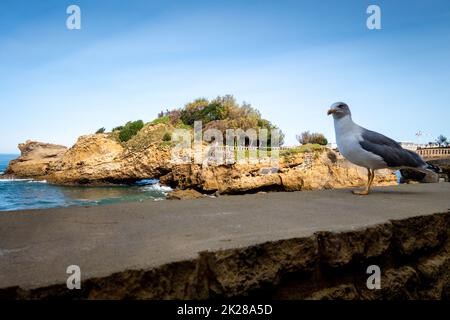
352, 168, 374, 195
368, 169, 375, 191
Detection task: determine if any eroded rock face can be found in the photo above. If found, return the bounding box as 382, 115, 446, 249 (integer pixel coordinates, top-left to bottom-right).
160, 150, 397, 194
3, 134, 173, 184
3, 138, 397, 192
3, 141, 67, 178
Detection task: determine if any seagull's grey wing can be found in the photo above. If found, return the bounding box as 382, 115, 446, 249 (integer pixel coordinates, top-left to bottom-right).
359, 128, 425, 168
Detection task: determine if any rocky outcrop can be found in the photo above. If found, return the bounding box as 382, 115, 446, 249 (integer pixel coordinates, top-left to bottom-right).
400, 158, 450, 183
3, 141, 67, 178
3, 135, 397, 192
46, 134, 172, 184
3, 132, 173, 185
429, 159, 450, 182
166, 189, 204, 200
160, 150, 397, 194
3, 211, 449, 299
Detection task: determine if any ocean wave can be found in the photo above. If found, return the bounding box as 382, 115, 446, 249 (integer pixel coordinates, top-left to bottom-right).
0, 178, 47, 184
28, 180, 47, 184
0, 178, 33, 182
140, 183, 172, 193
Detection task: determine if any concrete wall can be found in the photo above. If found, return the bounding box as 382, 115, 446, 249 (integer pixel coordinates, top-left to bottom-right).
3, 212, 449, 300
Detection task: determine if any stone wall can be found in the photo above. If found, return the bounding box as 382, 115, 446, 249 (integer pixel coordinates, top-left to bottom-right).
2, 211, 449, 300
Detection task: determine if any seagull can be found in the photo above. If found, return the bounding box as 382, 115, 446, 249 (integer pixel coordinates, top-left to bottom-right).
327, 102, 439, 195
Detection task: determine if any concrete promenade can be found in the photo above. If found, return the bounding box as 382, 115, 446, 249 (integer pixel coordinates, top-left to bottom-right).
1, 183, 450, 290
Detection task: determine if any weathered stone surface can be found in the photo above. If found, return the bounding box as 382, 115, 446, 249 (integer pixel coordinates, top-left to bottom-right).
3, 134, 397, 195
401, 158, 450, 183
3, 133, 173, 185
306, 284, 360, 300
161, 150, 397, 194
203, 237, 318, 297
2, 211, 449, 300
317, 223, 393, 268
391, 214, 448, 257
3, 140, 67, 178
166, 189, 204, 200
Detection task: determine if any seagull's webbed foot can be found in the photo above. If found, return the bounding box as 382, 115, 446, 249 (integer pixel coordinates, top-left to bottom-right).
352, 168, 375, 195
352, 189, 370, 196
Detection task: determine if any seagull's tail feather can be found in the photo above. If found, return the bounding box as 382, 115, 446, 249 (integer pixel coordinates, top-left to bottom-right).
404, 149, 442, 174
413, 162, 442, 175
424, 162, 441, 174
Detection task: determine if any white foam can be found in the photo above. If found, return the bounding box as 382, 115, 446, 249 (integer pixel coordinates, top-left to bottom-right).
0, 178, 33, 182
28, 180, 47, 184
141, 183, 172, 193
0, 178, 47, 184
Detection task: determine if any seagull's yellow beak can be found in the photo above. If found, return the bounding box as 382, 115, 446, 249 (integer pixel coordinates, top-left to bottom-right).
327, 108, 336, 115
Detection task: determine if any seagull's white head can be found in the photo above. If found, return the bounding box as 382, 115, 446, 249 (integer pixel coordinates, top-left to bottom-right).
327, 102, 351, 119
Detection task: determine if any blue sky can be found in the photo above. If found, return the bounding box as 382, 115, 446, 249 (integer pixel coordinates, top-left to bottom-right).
0, 0, 449, 153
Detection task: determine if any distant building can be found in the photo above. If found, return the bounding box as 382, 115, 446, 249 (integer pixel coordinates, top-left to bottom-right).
416, 146, 450, 159
399, 142, 422, 151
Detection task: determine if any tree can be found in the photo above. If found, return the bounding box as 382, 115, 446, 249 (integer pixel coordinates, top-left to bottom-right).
180, 98, 209, 125
436, 135, 448, 147
296, 131, 328, 146
95, 127, 106, 134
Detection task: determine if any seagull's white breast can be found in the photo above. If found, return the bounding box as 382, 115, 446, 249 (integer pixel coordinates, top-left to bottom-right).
334, 116, 387, 169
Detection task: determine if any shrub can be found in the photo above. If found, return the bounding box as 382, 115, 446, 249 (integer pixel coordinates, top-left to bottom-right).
162, 132, 172, 141
296, 131, 328, 146
112, 126, 124, 132
180, 98, 209, 125
95, 127, 106, 134
118, 120, 144, 142
280, 144, 324, 160
177, 95, 284, 146
150, 115, 170, 125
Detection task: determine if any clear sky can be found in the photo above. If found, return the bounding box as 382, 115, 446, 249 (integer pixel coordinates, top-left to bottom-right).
1, 0, 449, 153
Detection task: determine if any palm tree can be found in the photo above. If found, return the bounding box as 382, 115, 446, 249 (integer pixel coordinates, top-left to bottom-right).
436, 135, 448, 147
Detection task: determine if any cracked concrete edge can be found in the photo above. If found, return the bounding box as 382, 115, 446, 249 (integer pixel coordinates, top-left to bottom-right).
1, 211, 449, 300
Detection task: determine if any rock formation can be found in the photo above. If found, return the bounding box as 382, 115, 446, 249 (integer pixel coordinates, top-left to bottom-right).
3, 141, 67, 178
3, 128, 173, 185
166, 189, 205, 200
46, 133, 172, 185
160, 150, 397, 194
2, 133, 397, 192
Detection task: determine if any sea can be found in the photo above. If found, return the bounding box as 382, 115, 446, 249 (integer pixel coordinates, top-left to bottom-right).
0, 154, 171, 212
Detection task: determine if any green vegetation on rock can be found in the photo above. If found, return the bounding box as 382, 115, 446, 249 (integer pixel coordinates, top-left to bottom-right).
164, 95, 284, 146
150, 115, 170, 125
118, 120, 144, 142
103, 95, 285, 149
162, 132, 172, 142
296, 131, 328, 146
280, 144, 324, 161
